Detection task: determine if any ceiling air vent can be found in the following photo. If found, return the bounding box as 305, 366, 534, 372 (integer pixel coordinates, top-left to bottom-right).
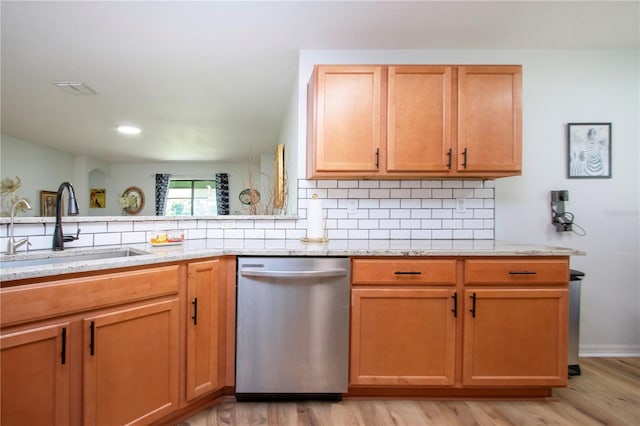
53, 81, 97, 95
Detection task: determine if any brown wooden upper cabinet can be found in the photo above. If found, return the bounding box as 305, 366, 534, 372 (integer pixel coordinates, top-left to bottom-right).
307, 65, 522, 179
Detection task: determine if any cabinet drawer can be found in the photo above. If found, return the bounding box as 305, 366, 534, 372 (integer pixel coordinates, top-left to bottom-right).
352, 258, 456, 285
464, 258, 569, 285
1, 265, 181, 327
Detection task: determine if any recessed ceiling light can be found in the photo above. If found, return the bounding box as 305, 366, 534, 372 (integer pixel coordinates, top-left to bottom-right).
117, 125, 141, 135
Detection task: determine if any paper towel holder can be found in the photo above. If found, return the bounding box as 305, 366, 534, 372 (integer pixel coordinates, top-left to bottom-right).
301, 194, 329, 243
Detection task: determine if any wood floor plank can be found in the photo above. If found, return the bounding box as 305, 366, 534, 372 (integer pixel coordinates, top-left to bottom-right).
178, 358, 640, 426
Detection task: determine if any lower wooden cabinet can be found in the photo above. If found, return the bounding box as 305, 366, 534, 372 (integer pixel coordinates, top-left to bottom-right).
186, 258, 226, 401
83, 300, 179, 426
0, 323, 70, 426
350, 256, 570, 394
462, 289, 568, 387
350, 288, 456, 386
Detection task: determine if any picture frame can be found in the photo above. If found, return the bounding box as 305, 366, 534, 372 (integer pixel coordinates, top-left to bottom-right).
40, 191, 58, 217
567, 123, 612, 178
90, 188, 106, 208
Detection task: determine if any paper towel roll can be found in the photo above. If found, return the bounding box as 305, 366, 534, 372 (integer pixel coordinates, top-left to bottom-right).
307, 196, 324, 239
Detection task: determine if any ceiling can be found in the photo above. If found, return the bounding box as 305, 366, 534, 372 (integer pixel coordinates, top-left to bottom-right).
2, 1, 638, 163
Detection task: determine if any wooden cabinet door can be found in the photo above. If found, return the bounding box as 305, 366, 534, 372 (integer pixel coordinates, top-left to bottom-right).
83, 300, 179, 426
186, 259, 224, 401
308, 65, 383, 176
387, 66, 453, 173
350, 288, 457, 386
457, 66, 522, 174
1, 323, 70, 426
462, 289, 568, 387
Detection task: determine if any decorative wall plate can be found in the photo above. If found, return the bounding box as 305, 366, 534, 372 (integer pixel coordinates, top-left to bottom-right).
239, 188, 260, 205
121, 186, 145, 215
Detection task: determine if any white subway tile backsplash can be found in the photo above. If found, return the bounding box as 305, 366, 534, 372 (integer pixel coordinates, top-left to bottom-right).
400, 219, 421, 229
379, 219, 400, 229
369, 229, 390, 239
187, 229, 207, 239
380, 199, 401, 208
107, 222, 134, 232
400, 180, 422, 188
122, 232, 146, 244
411, 229, 432, 239
390, 188, 411, 198
94, 232, 122, 246
474, 188, 494, 198
422, 180, 443, 188
474, 229, 494, 239
4, 179, 496, 252
348, 188, 369, 198
390, 209, 411, 219
207, 229, 224, 239
474, 209, 494, 219
411, 188, 432, 199
359, 180, 380, 189
390, 229, 411, 239
369, 209, 390, 219
432, 209, 453, 219
265, 229, 286, 239
433, 230, 453, 239
432, 189, 453, 199
410, 209, 432, 219
442, 181, 463, 188
224, 229, 244, 239
379, 181, 400, 188
453, 229, 474, 239
316, 180, 338, 189
348, 229, 369, 239
369, 189, 390, 199
337, 180, 359, 188
328, 188, 349, 198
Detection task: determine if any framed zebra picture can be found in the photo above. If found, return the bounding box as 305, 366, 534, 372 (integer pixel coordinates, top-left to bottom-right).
567, 123, 612, 178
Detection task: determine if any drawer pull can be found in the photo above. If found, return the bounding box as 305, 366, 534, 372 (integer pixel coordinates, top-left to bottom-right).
509, 271, 537, 275
394, 271, 422, 275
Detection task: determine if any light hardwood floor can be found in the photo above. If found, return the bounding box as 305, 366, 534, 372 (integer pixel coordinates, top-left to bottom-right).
178, 358, 640, 426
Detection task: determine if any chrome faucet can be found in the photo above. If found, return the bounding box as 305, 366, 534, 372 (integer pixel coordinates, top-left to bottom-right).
6, 198, 32, 254
53, 182, 80, 251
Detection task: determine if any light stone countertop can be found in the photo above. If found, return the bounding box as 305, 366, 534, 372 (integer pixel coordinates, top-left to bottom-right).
0, 239, 585, 282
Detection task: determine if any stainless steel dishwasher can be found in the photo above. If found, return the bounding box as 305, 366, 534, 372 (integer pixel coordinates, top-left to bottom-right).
236, 256, 350, 401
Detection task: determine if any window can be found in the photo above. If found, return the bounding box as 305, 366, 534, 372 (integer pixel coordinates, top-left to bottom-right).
164, 179, 217, 216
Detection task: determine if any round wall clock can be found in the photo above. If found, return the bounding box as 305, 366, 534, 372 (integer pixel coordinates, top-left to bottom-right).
239, 188, 260, 205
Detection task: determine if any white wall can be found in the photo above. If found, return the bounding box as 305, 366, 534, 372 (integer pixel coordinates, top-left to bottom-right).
296, 49, 640, 355
0, 135, 263, 216
0, 134, 74, 216
107, 161, 261, 216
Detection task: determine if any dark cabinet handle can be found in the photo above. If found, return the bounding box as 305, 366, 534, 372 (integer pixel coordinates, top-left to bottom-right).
451, 293, 458, 318
375, 148, 380, 169
394, 271, 422, 275
469, 292, 476, 318
192, 298, 198, 325
446, 148, 452, 170
509, 271, 537, 275
89, 321, 95, 356
461, 148, 468, 169
61, 327, 67, 365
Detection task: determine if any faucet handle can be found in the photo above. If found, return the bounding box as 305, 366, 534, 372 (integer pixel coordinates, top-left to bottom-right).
63, 229, 81, 243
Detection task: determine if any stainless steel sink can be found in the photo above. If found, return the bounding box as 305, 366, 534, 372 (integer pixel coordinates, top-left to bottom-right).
0, 248, 151, 269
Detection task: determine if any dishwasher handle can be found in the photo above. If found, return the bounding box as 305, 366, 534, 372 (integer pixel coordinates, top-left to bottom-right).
240, 268, 348, 279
